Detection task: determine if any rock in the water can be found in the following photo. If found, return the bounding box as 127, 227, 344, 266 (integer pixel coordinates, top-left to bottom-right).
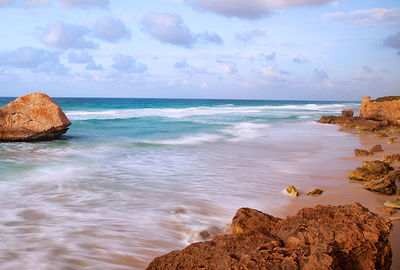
306, 188, 324, 196
383, 153, 400, 163
341, 110, 354, 117
365, 170, 399, 195
374, 133, 389, 138
360, 96, 400, 124
354, 149, 374, 156
147, 203, 393, 270
387, 138, 396, 144
384, 198, 400, 209
286, 185, 298, 197
317, 115, 387, 131
349, 160, 393, 181
369, 144, 383, 153
0, 93, 71, 141
376, 207, 398, 216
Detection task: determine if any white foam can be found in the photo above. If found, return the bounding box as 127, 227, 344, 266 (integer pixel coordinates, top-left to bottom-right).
223, 122, 270, 141
65, 103, 359, 121
145, 133, 225, 145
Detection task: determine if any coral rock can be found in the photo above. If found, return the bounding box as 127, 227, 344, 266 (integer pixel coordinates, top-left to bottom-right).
349, 160, 393, 181
369, 144, 383, 153
0, 93, 71, 141
354, 149, 374, 157
365, 170, 399, 195
341, 110, 354, 117
383, 153, 400, 163
306, 188, 324, 196
147, 203, 393, 270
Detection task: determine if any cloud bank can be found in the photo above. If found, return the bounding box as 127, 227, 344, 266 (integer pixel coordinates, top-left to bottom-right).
184, 0, 335, 19
324, 8, 400, 26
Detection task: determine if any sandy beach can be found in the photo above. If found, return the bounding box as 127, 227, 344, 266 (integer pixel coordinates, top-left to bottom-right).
275, 129, 400, 269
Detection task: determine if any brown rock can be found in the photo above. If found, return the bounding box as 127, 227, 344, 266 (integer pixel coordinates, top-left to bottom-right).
365, 170, 399, 195
384, 198, 400, 209
317, 115, 387, 131
383, 153, 400, 163
369, 144, 383, 153
286, 185, 298, 197
341, 110, 354, 117
0, 93, 71, 141
147, 203, 393, 270
354, 149, 374, 157
306, 188, 324, 196
349, 160, 393, 181
360, 96, 400, 124
376, 207, 397, 216
387, 138, 396, 144
374, 132, 389, 138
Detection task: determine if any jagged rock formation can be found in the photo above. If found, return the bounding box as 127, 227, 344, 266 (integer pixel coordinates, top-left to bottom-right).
349, 160, 393, 181
0, 93, 71, 141
147, 203, 393, 270
360, 96, 400, 124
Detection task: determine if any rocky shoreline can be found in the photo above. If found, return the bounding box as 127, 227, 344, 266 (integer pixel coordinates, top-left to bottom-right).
147, 96, 400, 269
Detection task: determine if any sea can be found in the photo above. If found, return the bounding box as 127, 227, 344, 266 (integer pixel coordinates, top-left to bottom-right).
0, 97, 361, 269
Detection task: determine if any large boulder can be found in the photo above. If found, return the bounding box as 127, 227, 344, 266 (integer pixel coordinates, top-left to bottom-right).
0, 93, 71, 141
147, 203, 393, 270
360, 96, 400, 124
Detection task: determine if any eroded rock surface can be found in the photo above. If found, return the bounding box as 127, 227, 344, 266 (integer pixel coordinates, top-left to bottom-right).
0, 93, 71, 141
360, 96, 400, 124
354, 149, 374, 157
383, 154, 400, 163
349, 160, 393, 181
147, 203, 393, 270
365, 170, 399, 195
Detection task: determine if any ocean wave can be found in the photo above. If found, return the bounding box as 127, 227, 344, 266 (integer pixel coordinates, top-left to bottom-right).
223, 122, 270, 141
143, 134, 225, 145
65, 103, 358, 121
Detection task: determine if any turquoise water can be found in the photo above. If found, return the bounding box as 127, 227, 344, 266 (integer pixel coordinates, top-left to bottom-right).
0, 98, 361, 269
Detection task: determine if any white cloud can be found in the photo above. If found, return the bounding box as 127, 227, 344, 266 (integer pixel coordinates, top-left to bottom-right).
86, 62, 103, 70
262, 66, 281, 78
141, 12, 195, 47
184, 0, 334, 19
68, 52, 93, 63
141, 12, 223, 47
94, 17, 131, 43
0, 46, 67, 74
313, 68, 329, 80
112, 54, 148, 73
197, 31, 223, 45
0, 0, 14, 6
353, 65, 380, 81
217, 59, 237, 74
58, 0, 108, 8
384, 31, 400, 55
40, 21, 97, 49
324, 8, 400, 27
236, 29, 267, 41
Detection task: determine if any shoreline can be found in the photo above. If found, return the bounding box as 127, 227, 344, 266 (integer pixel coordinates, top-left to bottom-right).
274, 128, 400, 269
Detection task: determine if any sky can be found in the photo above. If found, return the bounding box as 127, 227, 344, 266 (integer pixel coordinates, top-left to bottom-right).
0, 0, 399, 100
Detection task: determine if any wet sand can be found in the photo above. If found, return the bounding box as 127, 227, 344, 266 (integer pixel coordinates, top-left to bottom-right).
275, 130, 400, 269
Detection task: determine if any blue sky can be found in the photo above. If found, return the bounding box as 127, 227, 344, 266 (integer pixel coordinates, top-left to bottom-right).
0, 0, 399, 100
